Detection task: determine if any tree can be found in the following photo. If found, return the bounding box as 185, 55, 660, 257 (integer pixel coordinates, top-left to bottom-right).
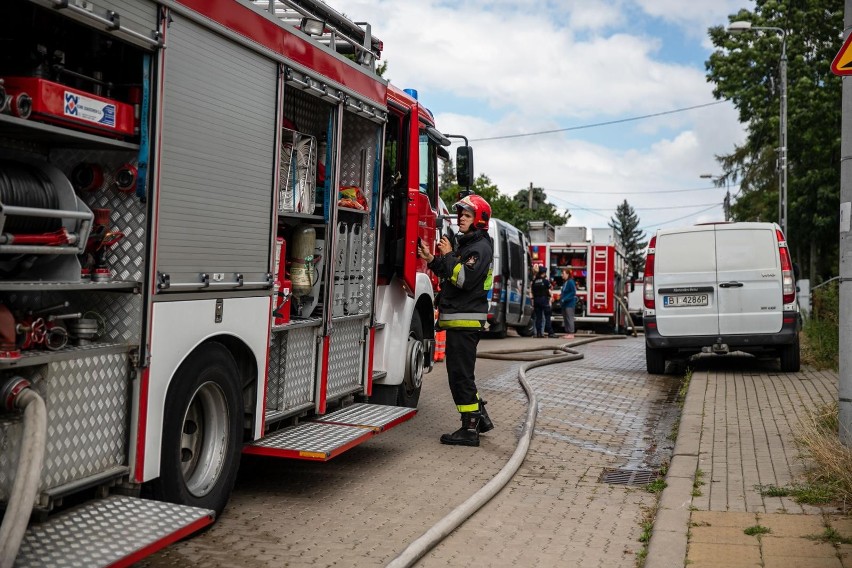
609, 200, 647, 277
439, 175, 568, 232
705, 0, 843, 280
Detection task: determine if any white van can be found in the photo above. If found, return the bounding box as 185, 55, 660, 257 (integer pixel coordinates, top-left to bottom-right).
642, 222, 800, 374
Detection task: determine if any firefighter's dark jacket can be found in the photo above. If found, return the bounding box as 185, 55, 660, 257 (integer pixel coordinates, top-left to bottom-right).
428, 229, 494, 329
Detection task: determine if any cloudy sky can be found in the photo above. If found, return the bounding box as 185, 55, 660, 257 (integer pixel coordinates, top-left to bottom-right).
349, 0, 754, 240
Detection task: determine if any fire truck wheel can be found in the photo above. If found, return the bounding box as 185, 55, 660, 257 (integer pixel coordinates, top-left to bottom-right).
399, 311, 424, 408
154, 342, 242, 517
371, 311, 423, 408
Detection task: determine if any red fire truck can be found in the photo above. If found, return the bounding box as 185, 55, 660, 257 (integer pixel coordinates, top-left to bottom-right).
529, 223, 630, 333
0, 1, 466, 565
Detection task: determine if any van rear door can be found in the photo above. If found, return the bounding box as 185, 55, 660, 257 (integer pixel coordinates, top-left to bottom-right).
654, 226, 718, 337
715, 224, 782, 335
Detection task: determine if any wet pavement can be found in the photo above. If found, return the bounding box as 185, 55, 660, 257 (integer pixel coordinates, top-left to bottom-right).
138, 334, 680, 567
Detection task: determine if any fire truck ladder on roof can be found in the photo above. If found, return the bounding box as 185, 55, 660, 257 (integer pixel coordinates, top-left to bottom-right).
244, 403, 416, 461
252, 0, 382, 68
591, 246, 610, 309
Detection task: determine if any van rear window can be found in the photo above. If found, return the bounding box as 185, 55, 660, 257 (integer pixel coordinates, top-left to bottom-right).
715, 229, 777, 271
656, 232, 715, 273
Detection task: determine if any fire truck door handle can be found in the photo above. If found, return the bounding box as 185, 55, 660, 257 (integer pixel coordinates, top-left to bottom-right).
718, 281, 743, 288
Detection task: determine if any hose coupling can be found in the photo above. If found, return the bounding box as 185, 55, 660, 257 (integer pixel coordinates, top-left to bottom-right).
1, 376, 31, 412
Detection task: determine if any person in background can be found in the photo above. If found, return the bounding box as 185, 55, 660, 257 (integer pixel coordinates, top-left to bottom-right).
560, 268, 577, 339
531, 266, 556, 338
417, 194, 495, 447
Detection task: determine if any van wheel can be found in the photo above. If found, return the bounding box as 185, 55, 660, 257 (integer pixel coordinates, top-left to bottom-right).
646, 346, 668, 375
779, 335, 801, 372
515, 319, 535, 337
152, 342, 242, 517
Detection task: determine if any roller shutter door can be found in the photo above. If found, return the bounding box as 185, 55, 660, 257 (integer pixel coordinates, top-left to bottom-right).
156, 13, 276, 291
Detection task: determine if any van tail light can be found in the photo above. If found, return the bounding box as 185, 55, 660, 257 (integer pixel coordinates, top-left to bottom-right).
492, 274, 503, 295
776, 229, 795, 305
643, 236, 656, 309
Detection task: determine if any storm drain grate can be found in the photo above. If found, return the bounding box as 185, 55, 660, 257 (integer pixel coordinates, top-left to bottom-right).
599, 468, 660, 486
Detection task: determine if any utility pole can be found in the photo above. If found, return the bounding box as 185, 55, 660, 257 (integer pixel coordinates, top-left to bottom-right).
840, 0, 852, 445
528, 182, 534, 210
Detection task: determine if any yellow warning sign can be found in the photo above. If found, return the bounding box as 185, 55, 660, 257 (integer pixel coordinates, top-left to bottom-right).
831, 33, 852, 76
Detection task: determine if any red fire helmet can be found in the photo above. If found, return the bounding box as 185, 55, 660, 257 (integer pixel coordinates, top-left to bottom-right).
453, 194, 491, 231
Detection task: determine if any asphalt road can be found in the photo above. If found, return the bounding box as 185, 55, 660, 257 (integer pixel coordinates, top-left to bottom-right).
138, 333, 682, 568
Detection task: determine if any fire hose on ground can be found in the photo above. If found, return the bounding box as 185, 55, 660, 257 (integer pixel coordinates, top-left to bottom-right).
0, 377, 47, 568
387, 335, 623, 568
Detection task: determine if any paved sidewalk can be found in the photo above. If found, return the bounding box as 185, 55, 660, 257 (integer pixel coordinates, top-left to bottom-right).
646, 355, 844, 568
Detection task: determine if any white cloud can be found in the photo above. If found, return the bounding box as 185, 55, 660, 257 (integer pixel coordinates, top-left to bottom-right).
345, 0, 749, 236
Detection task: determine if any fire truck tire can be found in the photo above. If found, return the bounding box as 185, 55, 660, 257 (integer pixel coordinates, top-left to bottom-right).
153, 342, 242, 517
371, 312, 423, 408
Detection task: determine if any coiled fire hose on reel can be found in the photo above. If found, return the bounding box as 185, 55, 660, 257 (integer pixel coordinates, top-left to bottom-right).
0, 377, 47, 568
387, 335, 624, 568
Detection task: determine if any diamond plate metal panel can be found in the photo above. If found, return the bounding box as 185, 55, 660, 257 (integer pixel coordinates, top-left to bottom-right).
249, 422, 369, 454
51, 148, 148, 283
16, 495, 213, 568
317, 403, 416, 431
340, 111, 379, 203
0, 353, 130, 501
265, 327, 317, 415
327, 317, 366, 398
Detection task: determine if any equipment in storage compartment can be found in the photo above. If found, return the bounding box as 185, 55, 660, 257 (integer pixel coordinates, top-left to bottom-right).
0, 1, 155, 141
0, 0, 148, 511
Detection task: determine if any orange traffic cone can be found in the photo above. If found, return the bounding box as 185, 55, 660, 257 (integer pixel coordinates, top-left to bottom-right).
434, 330, 446, 362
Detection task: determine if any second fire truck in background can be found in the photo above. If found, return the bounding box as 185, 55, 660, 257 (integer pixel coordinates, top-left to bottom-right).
529, 222, 631, 333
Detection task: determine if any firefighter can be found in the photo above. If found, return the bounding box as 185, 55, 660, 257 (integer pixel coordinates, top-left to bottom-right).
531, 266, 556, 338
417, 194, 494, 447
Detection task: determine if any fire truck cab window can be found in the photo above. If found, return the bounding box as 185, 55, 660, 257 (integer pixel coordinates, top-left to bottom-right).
418, 131, 438, 207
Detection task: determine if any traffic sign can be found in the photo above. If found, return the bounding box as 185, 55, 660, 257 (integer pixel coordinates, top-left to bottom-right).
831, 32, 852, 76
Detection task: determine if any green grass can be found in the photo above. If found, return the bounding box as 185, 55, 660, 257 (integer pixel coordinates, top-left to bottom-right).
806, 527, 852, 546
646, 478, 667, 494
757, 482, 838, 505
744, 525, 771, 537
692, 469, 705, 497
801, 281, 838, 370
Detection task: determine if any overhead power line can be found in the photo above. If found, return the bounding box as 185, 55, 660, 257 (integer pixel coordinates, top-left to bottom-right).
470, 100, 728, 142
639, 203, 722, 231
544, 184, 734, 195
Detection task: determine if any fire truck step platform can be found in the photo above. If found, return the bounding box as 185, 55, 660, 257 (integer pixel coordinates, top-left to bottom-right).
244, 403, 416, 461
14, 495, 214, 568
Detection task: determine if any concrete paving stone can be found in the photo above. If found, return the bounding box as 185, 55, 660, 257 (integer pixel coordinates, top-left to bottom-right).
761, 535, 839, 558
829, 517, 852, 538
687, 542, 761, 565
757, 513, 828, 537
760, 556, 843, 568
688, 560, 765, 568
689, 525, 762, 546
691, 510, 759, 528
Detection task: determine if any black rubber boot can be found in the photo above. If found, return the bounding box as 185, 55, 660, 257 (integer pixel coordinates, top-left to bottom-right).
477, 399, 494, 434
440, 412, 481, 446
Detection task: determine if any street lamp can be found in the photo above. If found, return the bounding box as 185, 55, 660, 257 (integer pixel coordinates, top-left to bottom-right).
700, 173, 731, 221
727, 20, 788, 239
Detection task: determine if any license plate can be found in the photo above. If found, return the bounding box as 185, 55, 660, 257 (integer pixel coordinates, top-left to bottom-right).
663, 294, 708, 307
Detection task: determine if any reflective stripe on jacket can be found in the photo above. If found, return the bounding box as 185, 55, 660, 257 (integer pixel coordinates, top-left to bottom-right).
428, 228, 493, 330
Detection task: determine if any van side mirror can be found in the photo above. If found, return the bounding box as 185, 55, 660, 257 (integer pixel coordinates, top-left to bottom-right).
456, 146, 473, 188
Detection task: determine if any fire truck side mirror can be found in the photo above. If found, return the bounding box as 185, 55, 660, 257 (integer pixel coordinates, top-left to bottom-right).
456, 146, 473, 188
